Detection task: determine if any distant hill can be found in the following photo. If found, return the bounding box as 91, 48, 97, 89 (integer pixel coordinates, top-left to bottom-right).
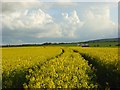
84, 38, 119, 43
81, 38, 119, 47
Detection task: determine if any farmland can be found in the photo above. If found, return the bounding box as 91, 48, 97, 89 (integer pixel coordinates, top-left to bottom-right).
2, 46, 120, 89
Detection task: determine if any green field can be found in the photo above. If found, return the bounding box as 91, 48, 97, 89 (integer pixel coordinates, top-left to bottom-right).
48, 41, 118, 47
87, 41, 118, 47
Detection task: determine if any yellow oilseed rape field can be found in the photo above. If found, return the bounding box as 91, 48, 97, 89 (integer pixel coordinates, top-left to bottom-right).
1, 46, 120, 89
2, 46, 62, 88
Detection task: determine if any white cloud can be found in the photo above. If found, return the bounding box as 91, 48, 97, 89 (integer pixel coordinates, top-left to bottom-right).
60, 7, 117, 39
61, 10, 84, 37
77, 5, 118, 40
2, 9, 84, 39
83, 6, 117, 32
36, 23, 62, 38
2, 8, 63, 39
3, 8, 53, 30
62, 10, 80, 25
2, 2, 118, 44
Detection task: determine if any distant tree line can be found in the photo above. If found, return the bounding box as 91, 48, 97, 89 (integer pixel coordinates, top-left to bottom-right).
2, 44, 42, 47
1, 42, 77, 47
1, 41, 120, 47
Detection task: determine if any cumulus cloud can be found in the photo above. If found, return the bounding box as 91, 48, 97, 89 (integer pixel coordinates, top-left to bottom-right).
61, 10, 84, 37
2, 8, 63, 44
76, 6, 118, 40
3, 8, 53, 30
2, 8, 84, 39
84, 6, 117, 31
36, 23, 62, 38
2, 2, 118, 44
62, 10, 81, 25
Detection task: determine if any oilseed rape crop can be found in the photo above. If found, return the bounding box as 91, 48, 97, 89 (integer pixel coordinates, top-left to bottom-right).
23, 48, 97, 88
2, 46, 119, 89
72, 47, 120, 88
2, 47, 62, 88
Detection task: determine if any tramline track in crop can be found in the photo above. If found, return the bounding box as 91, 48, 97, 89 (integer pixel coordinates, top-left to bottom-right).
72, 49, 120, 88
2, 48, 64, 88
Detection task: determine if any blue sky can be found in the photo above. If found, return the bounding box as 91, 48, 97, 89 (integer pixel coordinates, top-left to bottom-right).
1, 0, 118, 45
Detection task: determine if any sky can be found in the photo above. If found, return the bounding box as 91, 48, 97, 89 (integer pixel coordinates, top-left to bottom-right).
1, 0, 119, 45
